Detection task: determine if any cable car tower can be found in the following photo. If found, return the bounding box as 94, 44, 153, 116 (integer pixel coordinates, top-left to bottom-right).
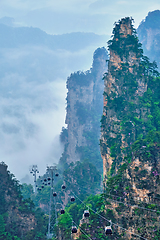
46, 164, 58, 239
29, 165, 39, 194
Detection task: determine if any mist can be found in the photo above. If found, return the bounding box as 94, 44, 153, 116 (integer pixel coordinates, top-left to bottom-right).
0, 29, 107, 182
1, 0, 160, 35
0, 0, 160, 182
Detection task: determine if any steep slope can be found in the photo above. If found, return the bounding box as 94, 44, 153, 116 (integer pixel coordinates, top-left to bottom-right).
101, 17, 146, 179
100, 17, 160, 239
0, 23, 107, 181
0, 162, 35, 239
0, 162, 49, 240
59, 47, 108, 171
137, 10, 160, 69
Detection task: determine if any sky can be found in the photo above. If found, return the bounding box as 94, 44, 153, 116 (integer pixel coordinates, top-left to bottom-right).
0, 0, 160, 35
0, 0, 160, 183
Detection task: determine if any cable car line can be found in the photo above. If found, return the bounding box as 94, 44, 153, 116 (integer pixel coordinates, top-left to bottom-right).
53, 186, 93, 239
103, 193, 160, 214
65, 178, 160, 216
65, 208, 93, 240
63, 177, 102, 195
65, 175, 159, 209
73, 221, 93, 240
105, 185, 160, 202
68, 189, 148, 239
104, 196, 160, 214
68, 176, 160, 212
105, 191, 160, 206
59, 175, 155, 239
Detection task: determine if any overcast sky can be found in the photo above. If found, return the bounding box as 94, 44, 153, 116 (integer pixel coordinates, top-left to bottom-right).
0, 0, 160, 35
0, 0, 160, 183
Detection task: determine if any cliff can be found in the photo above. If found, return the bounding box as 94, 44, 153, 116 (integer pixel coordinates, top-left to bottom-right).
101, 17, 145, 179
100, 17, 160, 239
0, 162, 36, 239
137, 10, 160, 69
60, 47, 108, 171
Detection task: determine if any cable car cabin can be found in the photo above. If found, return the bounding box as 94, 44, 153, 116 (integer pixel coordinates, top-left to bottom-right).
105, 226, 112, 235
60, 209, 65, 214
53, 192, 57, 197
71, 226, 77, 234
70, 196, 75, 202
62, 185, 66, 190
84, 210, 89, 218
55, 173, 59, 177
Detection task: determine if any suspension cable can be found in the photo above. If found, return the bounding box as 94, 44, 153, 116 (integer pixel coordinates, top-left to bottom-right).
69, 189, 148, 240
65, 178, 160, 214
65, 208, 93, 240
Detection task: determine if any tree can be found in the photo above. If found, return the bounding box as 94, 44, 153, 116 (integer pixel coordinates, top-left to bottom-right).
0, 215, 6, 239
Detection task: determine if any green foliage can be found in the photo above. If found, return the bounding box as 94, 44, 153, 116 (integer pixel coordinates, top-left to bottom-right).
101, 16, 160, 177
75, 101, 90, 124
57, 212, 72, 239
0, 215, 6, 239
100, 16, 160, 239
108, 17, 143, 59
63, 160, 101, 199
21, 183, 34, 199
0, 163, 50, 240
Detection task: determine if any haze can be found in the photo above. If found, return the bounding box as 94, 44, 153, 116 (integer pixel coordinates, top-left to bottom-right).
0, 0, 160, 182
1, 0, 160, 34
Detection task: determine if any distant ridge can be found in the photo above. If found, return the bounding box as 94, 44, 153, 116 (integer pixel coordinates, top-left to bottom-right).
137, 10, 160, 68
0, 23, 107, 51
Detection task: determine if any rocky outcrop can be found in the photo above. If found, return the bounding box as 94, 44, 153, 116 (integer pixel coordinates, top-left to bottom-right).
137, 10, 160, 69
100, 17, 160, 239
0, 162, 36, 238
101, 17, 145, 179
60, 47, 108, 170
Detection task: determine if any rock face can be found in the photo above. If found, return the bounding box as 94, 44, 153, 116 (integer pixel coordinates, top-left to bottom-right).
137, 10, 160, 69
101, 17, 145, 180
0, 162, 35, 239
60, 47, 108, 170
100, 17, 160, 239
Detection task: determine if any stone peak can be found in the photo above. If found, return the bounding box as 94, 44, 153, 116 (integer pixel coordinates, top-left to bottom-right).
113, 17, 133, 38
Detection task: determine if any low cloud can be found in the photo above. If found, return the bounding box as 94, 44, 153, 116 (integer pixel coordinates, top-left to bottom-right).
0, 41, 105, 181
0, 77, 67, 181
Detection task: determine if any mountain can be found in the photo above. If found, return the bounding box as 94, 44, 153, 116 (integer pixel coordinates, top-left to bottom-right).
61, 16, 160, 240
0, 23, 107, 51
0, 162, 48, 239
0, 162, 35, 239
137, 10, 160, 69
0, 23, 107, 181
54, 13, 160, 240
100, 17, 160, 239
59, 47, 108, 170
